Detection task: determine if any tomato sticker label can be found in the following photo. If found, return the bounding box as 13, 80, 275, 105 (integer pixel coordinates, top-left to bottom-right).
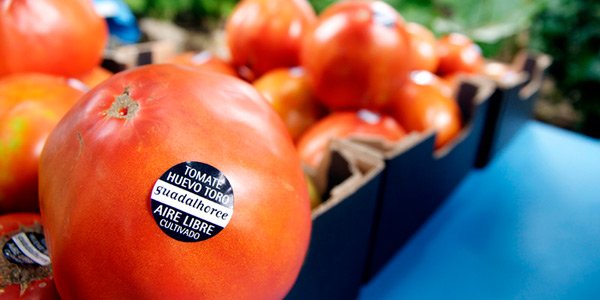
150, 161, 234, 242
3, 232, 50, 266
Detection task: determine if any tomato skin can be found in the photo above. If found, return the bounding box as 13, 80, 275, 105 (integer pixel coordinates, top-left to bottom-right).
0, 74, 85, 214
405, 22, 439, 73
0, 213, 61, 300
226, 0, 316, 80
252, 67, 324, 142
77, 67, 113, 89
166, 51, 239, 78
436, 33, 483, 76
0, 0, 108, 78
387, 71, 462, 149
300, 1, 411, 111
38, 64, 311, 300
297, 110, 406, 169
481, 61, 520, 83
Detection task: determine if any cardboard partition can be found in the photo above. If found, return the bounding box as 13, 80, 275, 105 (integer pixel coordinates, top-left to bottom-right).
363, 78, 494, 282
476, 51, 552, 167
285, 140, 385, 300
101, 40, 177, 73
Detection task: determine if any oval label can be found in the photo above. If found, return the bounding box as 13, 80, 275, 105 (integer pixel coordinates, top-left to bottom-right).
150, 161, 234, 242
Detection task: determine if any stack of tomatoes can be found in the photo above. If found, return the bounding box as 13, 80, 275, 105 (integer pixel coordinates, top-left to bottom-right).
3, 1, 314, 300
0, 0, 108, 298
1, 0, 493, 299
218, 0, 485, 172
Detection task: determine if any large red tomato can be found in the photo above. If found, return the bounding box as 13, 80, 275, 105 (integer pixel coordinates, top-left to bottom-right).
38, 64, 311, 300
0, 213, 61, 300
252, 67, 324, 142
436, 33, 483, 76
296, 110, 407, 169
300, 1, 411, 111
387, 71, 462, 149
226, 0, 316, 80
166, 51, 239, 78
0, 74, 85, 214
0, 0, 108, 78
405, 22, 439, 73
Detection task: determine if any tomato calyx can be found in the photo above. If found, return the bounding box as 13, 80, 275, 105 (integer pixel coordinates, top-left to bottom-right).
105, 87, 140, 120
0, 223, 52, 295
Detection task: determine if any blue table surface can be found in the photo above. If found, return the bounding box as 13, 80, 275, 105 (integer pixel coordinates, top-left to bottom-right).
358, 121, 600, 300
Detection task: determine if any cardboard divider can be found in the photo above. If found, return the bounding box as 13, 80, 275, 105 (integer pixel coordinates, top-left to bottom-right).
101, 40, 177, 73
362, 77, 495, 282
476, 51, 552, 167
285, 139, 385, 300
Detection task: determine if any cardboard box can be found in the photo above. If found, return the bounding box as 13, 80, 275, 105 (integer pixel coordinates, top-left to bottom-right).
101, 40, 177, 73
362, 78, 495, 281
476, 51, 552, 167
285, 140, 385, 300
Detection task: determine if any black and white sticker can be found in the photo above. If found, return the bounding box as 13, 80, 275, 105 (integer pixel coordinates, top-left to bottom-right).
3, 232, 50, 266
150, 161, 234, 242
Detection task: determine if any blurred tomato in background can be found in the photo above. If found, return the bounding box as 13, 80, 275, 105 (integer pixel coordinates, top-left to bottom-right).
436, 33, 483, 76
226, 0, 316, 81
405, 22, 439, 73
166, 51, 239, 78
0, 74, 85, 213
77, 66, 114, 89
300, 1, 411, 111
253, 67, 324, 142
387, 71, 462, 149
0, 0, 108, 78
297, 109, 406, 169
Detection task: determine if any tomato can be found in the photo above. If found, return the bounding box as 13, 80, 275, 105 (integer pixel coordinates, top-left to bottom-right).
0, 0, 108, 78
300, 1, 411, 111
387, 71, 462, 149
436, 33, 483, 76
439, 72, 461, 98
252, 67, 324, 142
166, 51, 239, 78
405, 22, 440, 73
226, 0, 316, 81
0, 213, 61, 300
38, 64, 311, 300
77, 66, 113, 89
481, 61, 520, 83
0, 74, 85, 214
296, 109, 406, 169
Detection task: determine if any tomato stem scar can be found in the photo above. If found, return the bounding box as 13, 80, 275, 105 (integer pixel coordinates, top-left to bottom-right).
104, 87, 140, 121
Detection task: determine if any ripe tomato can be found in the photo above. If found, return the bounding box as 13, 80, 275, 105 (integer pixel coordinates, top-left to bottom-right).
226, 0, 316, 80
405, 22, 439, 73
481, 61, 520, 83
296, 110, 406, 169
77, 66, 113, 89
436, 33, 483, 76
439, 72, 461, 98
0, 74, 85, 214
387, 71, 462, 149
0, 213, 61, 300
166, 51, 239, 78
300, 1, 411, 111
38, 64, 311, 300
252, 67, 324, 142
0, 0, 108, 78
